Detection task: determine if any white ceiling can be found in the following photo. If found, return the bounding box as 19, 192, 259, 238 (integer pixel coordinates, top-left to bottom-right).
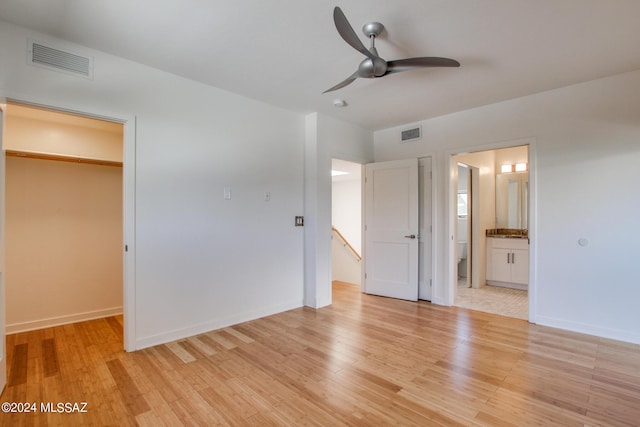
2, 0, 640, 131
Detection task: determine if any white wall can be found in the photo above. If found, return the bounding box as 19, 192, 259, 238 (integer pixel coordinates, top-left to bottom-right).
374, 70, 640, 344
304, 113, 372, 307
0, 20, 306, 348
332, 178, 362, 255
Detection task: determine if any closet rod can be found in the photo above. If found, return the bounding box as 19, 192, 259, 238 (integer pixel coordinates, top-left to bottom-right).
5, 150, 122, 167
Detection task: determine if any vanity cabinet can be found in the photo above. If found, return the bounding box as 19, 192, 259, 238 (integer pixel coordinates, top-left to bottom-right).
486, 237, 528, 289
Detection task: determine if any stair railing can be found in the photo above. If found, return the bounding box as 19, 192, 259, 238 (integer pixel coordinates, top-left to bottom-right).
331, 226, 361, 261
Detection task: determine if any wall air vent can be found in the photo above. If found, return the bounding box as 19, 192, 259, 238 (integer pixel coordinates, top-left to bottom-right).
28, 39, 93, 79
400, 126, 422, 143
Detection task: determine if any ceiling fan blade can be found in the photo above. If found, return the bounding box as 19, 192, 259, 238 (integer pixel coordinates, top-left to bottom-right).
385, 57, 460, 75
333, 7, 376, 60
323, 71, 359, 93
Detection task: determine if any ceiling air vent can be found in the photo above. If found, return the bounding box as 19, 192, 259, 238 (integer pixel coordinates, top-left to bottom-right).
28, 39, 93, 79
400, 126, 422, 143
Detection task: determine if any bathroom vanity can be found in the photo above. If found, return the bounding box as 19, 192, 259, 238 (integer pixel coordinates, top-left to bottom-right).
486, 235, 528, 290
488, 163, 529, 290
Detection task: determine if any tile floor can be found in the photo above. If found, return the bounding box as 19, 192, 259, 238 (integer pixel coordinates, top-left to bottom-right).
455, 280, 528, 320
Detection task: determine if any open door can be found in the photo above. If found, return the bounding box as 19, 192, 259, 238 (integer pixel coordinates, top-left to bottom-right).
364, 159, 419, 301
0, 107, 6, 393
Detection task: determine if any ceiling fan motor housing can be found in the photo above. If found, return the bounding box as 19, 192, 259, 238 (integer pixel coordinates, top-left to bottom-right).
362, 21, 384, 38
359, 56, 388, 78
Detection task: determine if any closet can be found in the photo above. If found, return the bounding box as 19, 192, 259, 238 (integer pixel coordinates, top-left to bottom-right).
3, 103, 123, 333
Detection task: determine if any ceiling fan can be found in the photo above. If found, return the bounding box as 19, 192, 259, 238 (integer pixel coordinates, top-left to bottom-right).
324, 6, 460, 93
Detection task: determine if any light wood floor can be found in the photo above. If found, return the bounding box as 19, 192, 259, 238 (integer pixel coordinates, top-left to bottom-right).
2, 282, 640, 426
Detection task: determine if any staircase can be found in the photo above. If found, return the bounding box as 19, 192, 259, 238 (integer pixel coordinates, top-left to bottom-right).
331, 226, 361, 286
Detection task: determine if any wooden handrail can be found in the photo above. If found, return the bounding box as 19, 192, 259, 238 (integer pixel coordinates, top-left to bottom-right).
332, 226, 361, 261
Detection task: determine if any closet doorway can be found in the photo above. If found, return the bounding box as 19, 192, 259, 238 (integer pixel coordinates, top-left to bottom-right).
3, 102, 125, 345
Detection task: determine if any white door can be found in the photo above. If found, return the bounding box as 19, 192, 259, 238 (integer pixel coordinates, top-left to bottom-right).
418, 158, 433, 300
364, 159, 419, 301
0, 108, 6, 392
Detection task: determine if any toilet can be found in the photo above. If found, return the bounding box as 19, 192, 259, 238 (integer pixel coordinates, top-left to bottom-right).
457, 241, 468, 279
457, 214, 468, 277
457, 241, 468, 265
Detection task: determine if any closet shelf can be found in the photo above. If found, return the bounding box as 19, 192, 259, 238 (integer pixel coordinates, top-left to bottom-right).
6, 150, 122, 167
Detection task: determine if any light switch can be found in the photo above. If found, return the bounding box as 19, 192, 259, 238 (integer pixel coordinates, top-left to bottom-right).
264, 191, 271, 202
223, 187, 231, 200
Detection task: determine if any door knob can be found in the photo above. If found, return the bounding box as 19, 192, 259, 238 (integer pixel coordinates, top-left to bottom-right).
404, 234, 417, 239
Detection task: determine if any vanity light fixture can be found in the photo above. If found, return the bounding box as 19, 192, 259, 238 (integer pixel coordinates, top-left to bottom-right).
501, 163, 527, 173
501, 164, 513, 173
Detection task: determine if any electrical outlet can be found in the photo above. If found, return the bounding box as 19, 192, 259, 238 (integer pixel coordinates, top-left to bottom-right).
295, 216, 304, 226
223, 187, 231, 200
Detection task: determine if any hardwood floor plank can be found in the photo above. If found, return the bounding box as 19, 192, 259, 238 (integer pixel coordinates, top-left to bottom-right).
186, 335, 218, 356
223, 326, 255, 343
105, 358, 151, 416
164, 341, 196, 363
41, 338, 60, 377
8, 343, 28, 386
3, 288, 640, 426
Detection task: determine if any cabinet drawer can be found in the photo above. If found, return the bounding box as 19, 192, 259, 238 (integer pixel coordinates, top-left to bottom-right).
488, 237, 529, 250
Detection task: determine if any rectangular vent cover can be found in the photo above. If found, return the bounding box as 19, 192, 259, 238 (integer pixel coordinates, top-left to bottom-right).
28, 40, 93, 79
400, 126, 421, 142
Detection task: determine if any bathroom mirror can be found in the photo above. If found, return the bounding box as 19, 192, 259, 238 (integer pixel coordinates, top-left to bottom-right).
495, 172, 528, 229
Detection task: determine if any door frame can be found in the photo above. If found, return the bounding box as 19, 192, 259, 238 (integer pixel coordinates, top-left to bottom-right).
447, 138, 537, 323
0, 92, 137, 351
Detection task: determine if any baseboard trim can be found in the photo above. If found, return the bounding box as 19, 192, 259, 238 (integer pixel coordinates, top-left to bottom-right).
135, 299, 303, 350
486, 280, 528, 291
536, 315, 640, 345
6, 307, 123, 335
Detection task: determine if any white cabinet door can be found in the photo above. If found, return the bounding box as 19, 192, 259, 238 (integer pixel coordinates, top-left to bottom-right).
487, 237, 529, 287
489, 247, 512, 282
365, 159, 419, 301
510, 249, 529, 285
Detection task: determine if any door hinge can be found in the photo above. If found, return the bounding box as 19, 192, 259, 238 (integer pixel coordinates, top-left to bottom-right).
125, 245, 128, 252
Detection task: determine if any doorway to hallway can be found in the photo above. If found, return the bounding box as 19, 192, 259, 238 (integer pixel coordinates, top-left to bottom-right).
331, 158, 363, 290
